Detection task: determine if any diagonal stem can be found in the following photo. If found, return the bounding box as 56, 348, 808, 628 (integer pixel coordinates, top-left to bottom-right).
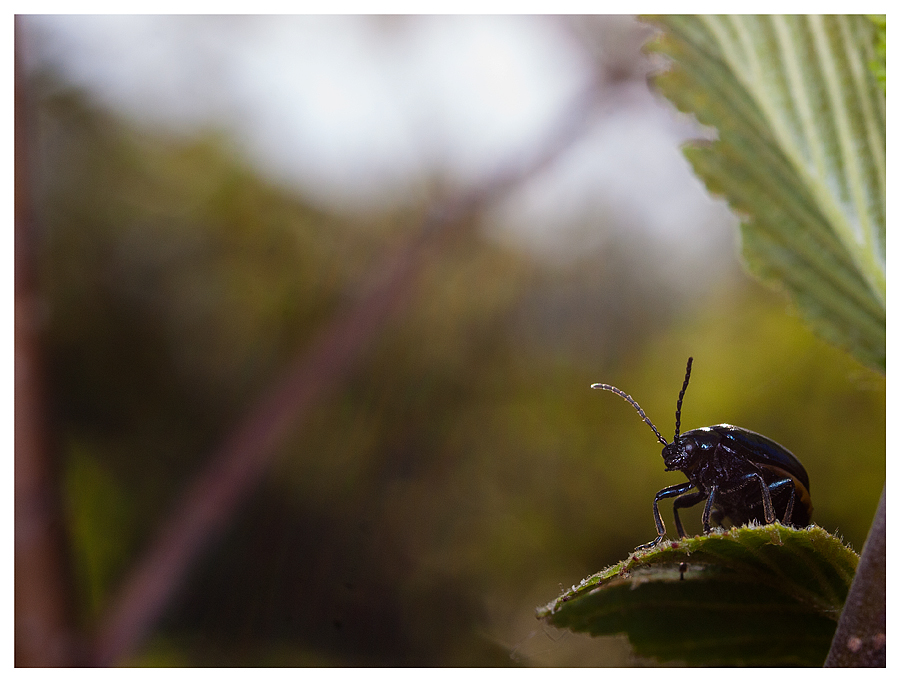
15, 19, 84, 666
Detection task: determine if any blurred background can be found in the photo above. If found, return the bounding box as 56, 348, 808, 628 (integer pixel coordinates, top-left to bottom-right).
16, 15, 884, 667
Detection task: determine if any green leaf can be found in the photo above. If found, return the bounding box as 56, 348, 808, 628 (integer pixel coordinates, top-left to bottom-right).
867, 15, 886, 94
644, 16, 885, 373
537, 524, 858, 666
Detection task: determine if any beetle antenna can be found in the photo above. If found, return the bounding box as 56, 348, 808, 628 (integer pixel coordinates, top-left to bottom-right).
591, 383, 668, 446
674, 357, 693, 440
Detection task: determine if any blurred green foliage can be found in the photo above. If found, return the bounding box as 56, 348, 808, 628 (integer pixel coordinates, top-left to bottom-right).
31, 75, 883, 666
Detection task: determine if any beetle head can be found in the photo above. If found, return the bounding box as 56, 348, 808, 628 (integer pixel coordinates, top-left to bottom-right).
661, 436, 700, 472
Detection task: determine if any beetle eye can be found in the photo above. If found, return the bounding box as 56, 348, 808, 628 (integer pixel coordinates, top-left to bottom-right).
683, 442, 694, 454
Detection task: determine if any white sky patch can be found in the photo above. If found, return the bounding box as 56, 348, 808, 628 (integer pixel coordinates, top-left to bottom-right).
25, 15, 591, 205
22, 14, 738, 277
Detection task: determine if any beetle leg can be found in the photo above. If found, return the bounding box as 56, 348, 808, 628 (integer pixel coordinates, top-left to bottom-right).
755, 474, 776, 523
764, 477, 797, 525
671, 490, 708, 537
782, 485, 795, 524
701, 486, 718, 533
727, 472, 786, 525
635, 481, 694, 550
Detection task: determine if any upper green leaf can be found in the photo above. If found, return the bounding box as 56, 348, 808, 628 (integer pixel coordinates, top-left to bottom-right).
537, 524, 858, 666
867, 15, 886, 94
644, 16, 885, 373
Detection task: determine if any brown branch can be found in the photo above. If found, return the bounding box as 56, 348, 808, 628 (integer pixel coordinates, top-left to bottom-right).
15, 19, 84, 667
824, 486, 886, 667
90, 80, 606, 666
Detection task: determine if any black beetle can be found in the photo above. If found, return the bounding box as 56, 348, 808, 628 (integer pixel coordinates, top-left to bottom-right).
592, 357, 812, 550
